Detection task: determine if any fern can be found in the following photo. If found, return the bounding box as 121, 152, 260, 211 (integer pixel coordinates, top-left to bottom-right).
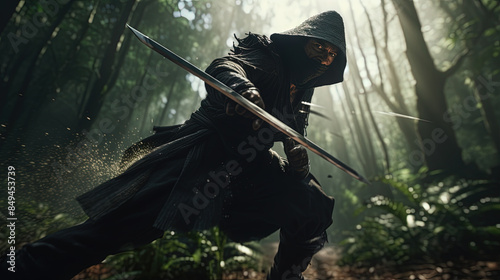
105, 226, 262, 279
340, 174, 500, 266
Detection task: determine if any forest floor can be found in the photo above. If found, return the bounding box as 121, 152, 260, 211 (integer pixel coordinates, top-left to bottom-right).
73, 243, 500, 280
223, 242, 500, 280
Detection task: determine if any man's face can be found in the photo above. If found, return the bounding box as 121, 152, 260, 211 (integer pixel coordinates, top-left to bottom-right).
303, 38, 339, 66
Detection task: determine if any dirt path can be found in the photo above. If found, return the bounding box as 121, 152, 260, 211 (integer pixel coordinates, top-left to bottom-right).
73, 243, 500, 279
225, 243, 500, 280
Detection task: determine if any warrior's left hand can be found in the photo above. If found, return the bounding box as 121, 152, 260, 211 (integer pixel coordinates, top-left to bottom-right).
284, 137, 310, 179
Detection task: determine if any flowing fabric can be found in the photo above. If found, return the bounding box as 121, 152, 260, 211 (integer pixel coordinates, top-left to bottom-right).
76, 33, 316, 232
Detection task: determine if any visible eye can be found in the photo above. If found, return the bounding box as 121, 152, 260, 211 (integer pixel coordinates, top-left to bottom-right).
329, 52, 337, 58
314, 43, 323, 49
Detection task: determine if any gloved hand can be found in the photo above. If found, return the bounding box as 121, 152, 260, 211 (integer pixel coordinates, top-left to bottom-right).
225, 88, 265, 130
284, 137, 310, 179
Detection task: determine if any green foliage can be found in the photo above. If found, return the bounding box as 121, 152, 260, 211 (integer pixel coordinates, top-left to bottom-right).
0, 198, 261, 278
2, 0, 499, 277
339, 172, 500, 266
105, 226, 262, 279
0, 201, 81, 252
0, 201, 261, 278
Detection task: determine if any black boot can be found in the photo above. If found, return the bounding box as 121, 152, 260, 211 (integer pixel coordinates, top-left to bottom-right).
267, 231, 327, 280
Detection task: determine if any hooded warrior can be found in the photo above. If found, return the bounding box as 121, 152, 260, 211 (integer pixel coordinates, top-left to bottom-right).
2, 11, 347, 280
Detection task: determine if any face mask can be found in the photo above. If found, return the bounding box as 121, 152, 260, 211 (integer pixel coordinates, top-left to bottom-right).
280, 41, 329, 89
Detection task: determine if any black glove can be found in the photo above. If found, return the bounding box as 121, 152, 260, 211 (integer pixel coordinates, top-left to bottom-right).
284, 137, 310, 179
225, 88, 265, 130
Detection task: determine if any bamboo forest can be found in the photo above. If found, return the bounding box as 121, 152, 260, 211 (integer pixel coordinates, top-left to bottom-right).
0, 0, 499, 279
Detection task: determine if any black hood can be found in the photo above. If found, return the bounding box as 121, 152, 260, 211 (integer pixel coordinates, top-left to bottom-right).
270, 10, 347, 87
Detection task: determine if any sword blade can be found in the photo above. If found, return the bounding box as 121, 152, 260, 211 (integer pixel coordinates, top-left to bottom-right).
127, 24, 369, 185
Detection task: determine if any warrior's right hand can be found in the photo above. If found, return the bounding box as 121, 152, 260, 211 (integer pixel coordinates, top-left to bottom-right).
225, 88, 265, 130
284, 137, 310, 179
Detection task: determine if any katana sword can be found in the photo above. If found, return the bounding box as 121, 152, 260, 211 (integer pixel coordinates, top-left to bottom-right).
127, 24, 370, 185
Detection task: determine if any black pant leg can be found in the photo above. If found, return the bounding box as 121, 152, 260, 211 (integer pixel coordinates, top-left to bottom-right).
1, 165, 177, 280
3, 217, 163, 280
221, 171, 335, 243
219, 153, 335, 280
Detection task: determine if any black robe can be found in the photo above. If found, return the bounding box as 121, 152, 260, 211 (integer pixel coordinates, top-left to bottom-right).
76, 34, 314, 233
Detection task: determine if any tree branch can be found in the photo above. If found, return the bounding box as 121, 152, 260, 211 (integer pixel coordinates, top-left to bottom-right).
443, 20, 490, 78
443, 49, 470, 77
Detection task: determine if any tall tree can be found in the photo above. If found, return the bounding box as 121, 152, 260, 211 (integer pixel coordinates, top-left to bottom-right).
391, 0, 469, 173
1, 0, 78, 130
341, 83, 370, 174
77, 0, 138, 132
363, 0, 419, 153
0, 0, 21, 34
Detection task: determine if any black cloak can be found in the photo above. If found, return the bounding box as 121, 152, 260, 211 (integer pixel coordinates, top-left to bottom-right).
76, 10, 347, 232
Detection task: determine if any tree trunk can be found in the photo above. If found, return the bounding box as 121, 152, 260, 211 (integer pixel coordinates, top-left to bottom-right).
350, 0, 419, 157
341, 84, 369, 175
346, 47, 390, 173
59, 1, 101, 82
329, 105, 351, 168
138, 51, 156, 134
158, 72, 181, 125
1, 0, 78, 130
474, 74, 500, 159
12, 1, 100, 142
392, 0, 467, 173
77, 0, 137, 132
0, 0, 78, 159
0, 0, 21, 34
105, 0, 150, 96
353, 82, 378, 175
